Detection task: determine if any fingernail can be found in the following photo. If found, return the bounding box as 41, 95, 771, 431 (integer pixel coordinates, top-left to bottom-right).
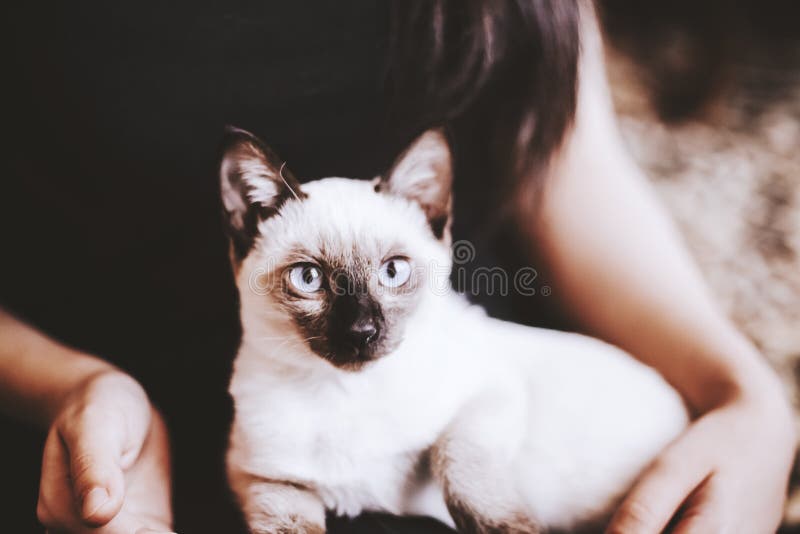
82, 486, 110, 519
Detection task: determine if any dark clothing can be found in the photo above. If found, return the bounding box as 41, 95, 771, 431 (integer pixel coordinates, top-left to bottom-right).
1, 2, 553, 532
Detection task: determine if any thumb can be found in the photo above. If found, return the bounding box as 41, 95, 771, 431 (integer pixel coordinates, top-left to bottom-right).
59, 406, 140, 527
671, 480, 724, 534
606, 429, 711, 534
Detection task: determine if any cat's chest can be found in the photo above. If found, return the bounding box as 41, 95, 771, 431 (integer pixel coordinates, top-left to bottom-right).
232, 368, 453, 478
232, 377, 443, 514
307, 435, 426, 516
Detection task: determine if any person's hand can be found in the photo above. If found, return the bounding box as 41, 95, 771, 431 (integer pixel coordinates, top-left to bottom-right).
607, 379, 796, 534
36, 370, 174, 534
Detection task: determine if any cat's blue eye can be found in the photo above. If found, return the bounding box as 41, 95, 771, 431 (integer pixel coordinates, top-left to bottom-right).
289, 264, 323, 293
378, 258, 411, 288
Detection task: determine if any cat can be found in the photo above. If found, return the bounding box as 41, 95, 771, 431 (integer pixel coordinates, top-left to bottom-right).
221, 126, 689, 534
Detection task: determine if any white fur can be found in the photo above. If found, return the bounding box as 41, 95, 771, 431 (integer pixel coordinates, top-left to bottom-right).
227, 177, 689, 532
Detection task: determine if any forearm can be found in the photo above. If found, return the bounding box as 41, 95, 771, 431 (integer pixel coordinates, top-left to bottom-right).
532, 146, 778, 413
526, 4, 784, 415
0, 306, 116, 427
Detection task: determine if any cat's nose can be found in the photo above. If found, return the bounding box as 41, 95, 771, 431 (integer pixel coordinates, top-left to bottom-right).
348, 320, 379, 349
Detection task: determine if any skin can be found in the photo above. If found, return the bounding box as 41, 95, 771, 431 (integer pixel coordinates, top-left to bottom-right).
526, 5, 795, 533
0, 309, 174, 534
0, 3, 794, 533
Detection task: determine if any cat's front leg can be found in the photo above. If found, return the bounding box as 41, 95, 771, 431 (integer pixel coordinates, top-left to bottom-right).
229, 471, 326, 534
431, 392, 541, 534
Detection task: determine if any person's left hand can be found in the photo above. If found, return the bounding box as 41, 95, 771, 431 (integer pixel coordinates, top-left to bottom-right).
607, 381, 795, 533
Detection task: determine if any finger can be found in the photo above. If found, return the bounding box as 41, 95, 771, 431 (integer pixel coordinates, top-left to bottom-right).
38, 427, 78, 530
94, 510, 177, 534
606, 434, 712, 534
672, 511, 723, 534
58, 406, 134, 527
122, 411, 174, 524
671, 479, 724, 534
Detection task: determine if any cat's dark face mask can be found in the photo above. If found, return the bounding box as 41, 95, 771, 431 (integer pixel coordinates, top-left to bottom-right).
270, 251, 423, 370
291, 268, 395, 369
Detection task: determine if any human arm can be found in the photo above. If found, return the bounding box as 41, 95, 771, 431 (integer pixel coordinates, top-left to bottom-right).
0, 307, 174, 533
524, 5, 795, 533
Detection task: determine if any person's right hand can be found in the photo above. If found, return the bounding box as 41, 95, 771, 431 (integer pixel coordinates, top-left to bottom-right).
36, 370, 174, 534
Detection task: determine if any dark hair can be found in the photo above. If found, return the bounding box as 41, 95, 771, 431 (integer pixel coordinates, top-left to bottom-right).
385, 1, 582, 213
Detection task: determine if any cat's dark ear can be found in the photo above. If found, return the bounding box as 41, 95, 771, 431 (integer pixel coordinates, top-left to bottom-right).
378, 129, 452, 240
219, 126, 306, 262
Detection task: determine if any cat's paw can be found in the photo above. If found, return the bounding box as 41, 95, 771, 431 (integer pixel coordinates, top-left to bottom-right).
228, 471, 326, 534
248, 517, 325, 534
433, 444, 540, 534
443, 488, 540, 534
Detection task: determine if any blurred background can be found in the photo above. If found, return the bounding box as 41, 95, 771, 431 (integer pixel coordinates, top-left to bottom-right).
599, 0, 800, 527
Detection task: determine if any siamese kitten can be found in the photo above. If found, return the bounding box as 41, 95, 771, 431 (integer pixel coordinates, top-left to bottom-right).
222, 127, 689, 534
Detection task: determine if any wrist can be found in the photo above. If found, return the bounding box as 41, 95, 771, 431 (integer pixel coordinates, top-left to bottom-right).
734, 365, 794, 427
36, 351, 113, 426
52, 365, 148, 427
701, 351, 793, 421
680, 321, 789, 413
